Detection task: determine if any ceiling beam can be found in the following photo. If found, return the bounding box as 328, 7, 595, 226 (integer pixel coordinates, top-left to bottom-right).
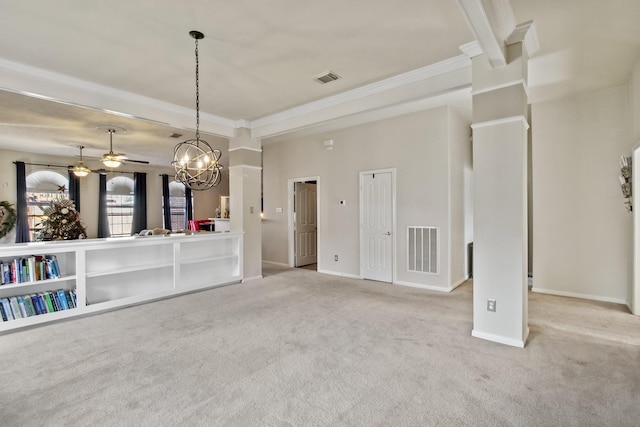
458, 0, 517, 68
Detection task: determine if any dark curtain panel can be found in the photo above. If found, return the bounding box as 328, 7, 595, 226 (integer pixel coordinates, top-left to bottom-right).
97, 173, 110, 238
14, 161, 30, 243
161, 174, 172, 231
67, 169, 81, 212
131, 172, 147, 235
184, 186, 193, 229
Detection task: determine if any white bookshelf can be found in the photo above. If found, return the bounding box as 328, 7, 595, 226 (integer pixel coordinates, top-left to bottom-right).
0, 232, 243, 333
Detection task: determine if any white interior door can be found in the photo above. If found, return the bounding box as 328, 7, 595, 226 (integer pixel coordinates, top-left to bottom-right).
294, 182, 317, 267
361, 171, 393, 282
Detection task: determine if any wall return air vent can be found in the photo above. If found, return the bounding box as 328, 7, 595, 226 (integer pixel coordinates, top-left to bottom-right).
313, 71, 341, 84
408, 226, 439, 274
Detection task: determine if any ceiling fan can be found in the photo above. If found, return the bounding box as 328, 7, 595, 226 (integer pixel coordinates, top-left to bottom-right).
99, 126, 149, 167
71, 145, 91, 177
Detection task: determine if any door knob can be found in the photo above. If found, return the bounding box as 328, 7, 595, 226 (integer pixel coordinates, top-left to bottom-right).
385, 231, 392, 236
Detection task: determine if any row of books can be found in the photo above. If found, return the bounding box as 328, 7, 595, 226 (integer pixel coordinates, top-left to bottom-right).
0, 289, 76, 322
0, 255, 62, 285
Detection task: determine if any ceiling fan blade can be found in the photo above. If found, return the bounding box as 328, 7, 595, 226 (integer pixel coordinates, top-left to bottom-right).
125, 159, 150, 164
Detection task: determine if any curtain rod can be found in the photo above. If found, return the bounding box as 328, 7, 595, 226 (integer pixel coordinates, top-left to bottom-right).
14, 161, 69, 169
14, 161, 135, 175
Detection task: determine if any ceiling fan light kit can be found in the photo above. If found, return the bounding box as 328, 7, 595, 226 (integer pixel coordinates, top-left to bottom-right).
100, 127, 127, 168
172, 30, 224, 191
72, 145, 91, 177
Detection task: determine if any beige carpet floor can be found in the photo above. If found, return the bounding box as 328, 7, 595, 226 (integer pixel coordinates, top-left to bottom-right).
1, 263, 639, 426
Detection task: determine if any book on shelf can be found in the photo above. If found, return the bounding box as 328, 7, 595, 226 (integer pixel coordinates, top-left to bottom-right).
0, 289, 76, 322
56, 290, 69, 310
0, 299, 11, 320
31, 294, 45, 315
0, 301, 7, 321
1, 263, 9, 284
0, 254, 64, 285
42, 292, 55, 313
9, 297, 22, 319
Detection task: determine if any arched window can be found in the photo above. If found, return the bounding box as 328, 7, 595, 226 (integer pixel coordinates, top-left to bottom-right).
168, 181, 191, 231
26, 170, 69, 240
107, 176, 134, 237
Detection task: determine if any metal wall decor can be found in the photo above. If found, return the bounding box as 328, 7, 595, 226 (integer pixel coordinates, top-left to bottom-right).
619, 155, 632, 212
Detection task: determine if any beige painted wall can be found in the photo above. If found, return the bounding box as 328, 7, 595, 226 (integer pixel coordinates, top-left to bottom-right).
631, 58, 640, 143
262, 106, 470, 290
0, 148, 223, 242
448, 109, 473, 285
532, 85, 632, 303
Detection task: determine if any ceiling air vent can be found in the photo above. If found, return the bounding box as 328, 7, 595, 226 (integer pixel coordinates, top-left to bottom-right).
169, 133, 183, 139
314, 71, 340, 84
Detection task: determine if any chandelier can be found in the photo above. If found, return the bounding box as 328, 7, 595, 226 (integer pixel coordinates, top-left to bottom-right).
172, 30, 223, 191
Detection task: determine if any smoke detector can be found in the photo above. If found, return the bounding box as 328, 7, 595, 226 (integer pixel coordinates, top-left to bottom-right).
313, 71, 341, 84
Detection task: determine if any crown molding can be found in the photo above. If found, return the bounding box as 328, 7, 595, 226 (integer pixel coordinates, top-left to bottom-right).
507, 20, 540, 57
249, 54, 471, 138
471, 78, 529, 97
0, 58, 237, 138
234, 119, 251, 129
471, 115, 529, 130
228, 146, 262, 152
251, 55, 470, 129
459, 41, 483, 58
228, 165, 263, 171
489, 0, 517, 42
0, 52, 475, 142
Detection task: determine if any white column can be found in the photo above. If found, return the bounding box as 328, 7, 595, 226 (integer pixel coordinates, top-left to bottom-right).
229, 128, 263, 281
471, 37, 531, 347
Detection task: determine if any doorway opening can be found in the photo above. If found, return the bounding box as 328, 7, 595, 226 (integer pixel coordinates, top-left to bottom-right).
288, 177, 320, 271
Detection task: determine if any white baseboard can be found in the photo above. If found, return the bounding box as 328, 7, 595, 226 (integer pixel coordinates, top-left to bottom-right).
393, 278, 468, 293
449, 277, 468, 291
242, 275, 263, 283
317, 269, 362, 279
262, 260, 290, 268
472, 328, 528, 348
531, 287, 627, 305
393, 280, 451, 293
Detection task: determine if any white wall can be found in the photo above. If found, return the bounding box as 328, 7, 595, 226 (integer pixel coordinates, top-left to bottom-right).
0, 148, 222, 242
262, 106, 470, 290
532, 85, 632, 304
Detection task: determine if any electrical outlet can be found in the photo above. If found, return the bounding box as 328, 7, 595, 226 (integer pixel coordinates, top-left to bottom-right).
487, 299, 496, 312
334, 255, 338, 261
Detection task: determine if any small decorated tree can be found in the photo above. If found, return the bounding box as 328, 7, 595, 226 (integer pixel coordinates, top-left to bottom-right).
36, 199, 87, 241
